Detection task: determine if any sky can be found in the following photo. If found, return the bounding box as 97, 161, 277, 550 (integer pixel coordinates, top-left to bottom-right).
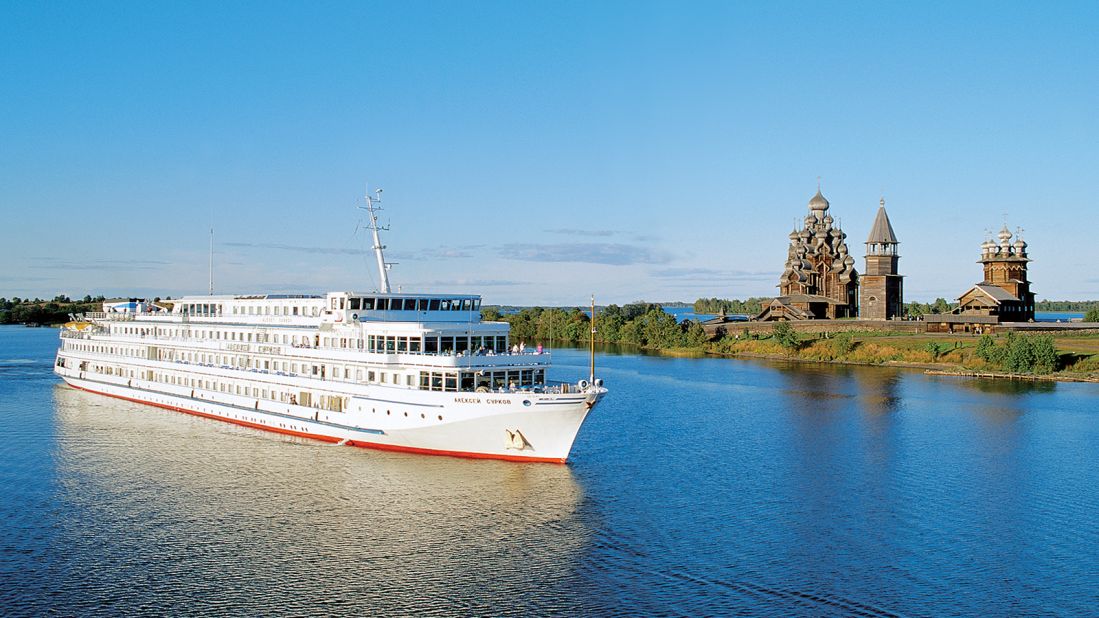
2, 1, 1097, 306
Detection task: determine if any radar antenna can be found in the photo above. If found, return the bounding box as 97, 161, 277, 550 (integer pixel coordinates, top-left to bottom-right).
359, 186, 394, 293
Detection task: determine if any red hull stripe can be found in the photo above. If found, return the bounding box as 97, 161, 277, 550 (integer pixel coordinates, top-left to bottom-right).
64, 382, 567, 464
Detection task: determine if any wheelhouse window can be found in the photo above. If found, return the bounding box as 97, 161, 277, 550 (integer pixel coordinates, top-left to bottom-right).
403, 298, 417, 311
361, 297, 375, 310
349, 297, 361, 310
429, 299, 440, 311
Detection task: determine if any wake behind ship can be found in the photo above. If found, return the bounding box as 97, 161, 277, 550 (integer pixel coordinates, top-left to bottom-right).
53, 189, 607, 462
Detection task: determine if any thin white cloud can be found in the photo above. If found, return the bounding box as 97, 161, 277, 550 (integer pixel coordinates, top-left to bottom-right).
498, 243, 671, 266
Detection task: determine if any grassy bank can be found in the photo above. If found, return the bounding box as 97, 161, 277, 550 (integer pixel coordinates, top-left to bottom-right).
704, 329, 1099, 381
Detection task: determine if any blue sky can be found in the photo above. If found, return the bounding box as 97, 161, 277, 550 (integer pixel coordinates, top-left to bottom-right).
2, 1, 1097, 305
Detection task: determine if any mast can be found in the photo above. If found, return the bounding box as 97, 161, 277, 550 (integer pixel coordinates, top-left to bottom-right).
589, 294, 596, 385
360, 187, 391, 293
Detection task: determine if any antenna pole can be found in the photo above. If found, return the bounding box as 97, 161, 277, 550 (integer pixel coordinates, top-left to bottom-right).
589, 294, 596, 385
360, 186, 391, 293
208, 227, 214, 295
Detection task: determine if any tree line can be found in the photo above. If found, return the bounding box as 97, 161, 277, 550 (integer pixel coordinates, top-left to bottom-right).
1036, 300, 1099, 313
483, 303, 709, 349
0, 295, 107, 325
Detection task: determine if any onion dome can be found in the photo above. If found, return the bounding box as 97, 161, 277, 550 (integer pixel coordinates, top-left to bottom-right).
789, 228, 799, 241
844, 254, 855, 266
808, 189, 830, 212
998, 225, 1012, 244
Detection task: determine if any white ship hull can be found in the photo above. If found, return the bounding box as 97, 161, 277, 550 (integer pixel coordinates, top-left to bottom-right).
57, 367, 598, 463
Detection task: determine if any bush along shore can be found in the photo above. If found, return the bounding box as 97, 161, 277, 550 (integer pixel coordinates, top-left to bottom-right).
485, 305, 1099, 382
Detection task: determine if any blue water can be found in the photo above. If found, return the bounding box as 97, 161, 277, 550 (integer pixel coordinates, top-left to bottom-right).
1036, 311, 1085, 322
3, 325, 1098, 615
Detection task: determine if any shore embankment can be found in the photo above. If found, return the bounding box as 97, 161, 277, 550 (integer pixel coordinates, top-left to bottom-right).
696, 328, 1099, 383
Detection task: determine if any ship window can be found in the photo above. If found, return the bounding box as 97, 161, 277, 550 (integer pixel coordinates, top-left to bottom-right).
444, 373, 457, 392
410, 338, 421, 353
356, 369, 363, 381
361, 298, 375, 310
429, 299, 440, 311
420, 372, 430, 389
424, 337, 438, 354
292, 306, 298, 316
461, 299, 472, 311
403, 299, 416, 311
439, 299, 451, 311
368, 371, 376, 382
349, 298, 361, 310
474, 299, 481, 310
431, 372, 443, 391
397, 338, 408, 352
381, 373, 388, 383
416, 299, 427, 311
460, 373, 474, 391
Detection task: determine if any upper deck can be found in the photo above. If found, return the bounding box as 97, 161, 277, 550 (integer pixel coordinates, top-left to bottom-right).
159, 292, 484, 325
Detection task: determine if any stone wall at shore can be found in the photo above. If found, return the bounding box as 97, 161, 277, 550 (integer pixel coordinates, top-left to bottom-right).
702, 319, 925, 338
702, 319, 1099, 339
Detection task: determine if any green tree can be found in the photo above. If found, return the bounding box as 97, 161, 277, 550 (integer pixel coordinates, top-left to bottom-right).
924, 341, 945, 360
683, 320, 710, 347
832, 332, 855, 356
1085, 308, 1099, 323
480, 306, 503, 321
1030, 335, 1058, 374
773, 322, 801, 352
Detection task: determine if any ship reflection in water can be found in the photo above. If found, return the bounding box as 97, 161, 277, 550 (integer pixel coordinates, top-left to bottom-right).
48, 385, 591, 616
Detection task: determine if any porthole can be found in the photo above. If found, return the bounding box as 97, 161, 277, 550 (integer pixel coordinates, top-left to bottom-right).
523, 400, 531, 407
438, 415, 443, 421
386, 410, 391, 415
420, 413, 425, 419
403, 412, 408, 417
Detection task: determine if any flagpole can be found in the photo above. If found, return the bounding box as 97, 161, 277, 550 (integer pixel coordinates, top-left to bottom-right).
589, 294, 596, 385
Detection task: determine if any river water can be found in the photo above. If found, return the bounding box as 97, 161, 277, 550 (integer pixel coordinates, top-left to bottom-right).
2, 325, 1098, 616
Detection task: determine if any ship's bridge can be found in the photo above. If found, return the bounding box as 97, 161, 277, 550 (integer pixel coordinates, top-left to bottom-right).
325, 292, 483, 324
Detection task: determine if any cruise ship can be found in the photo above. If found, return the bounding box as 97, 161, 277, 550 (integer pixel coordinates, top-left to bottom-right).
53, 190, 607, 463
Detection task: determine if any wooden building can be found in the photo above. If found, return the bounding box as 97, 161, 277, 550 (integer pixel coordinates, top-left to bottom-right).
859, 198, 904, 320
757, 189, 858, 320
926, 225, 1036, 332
